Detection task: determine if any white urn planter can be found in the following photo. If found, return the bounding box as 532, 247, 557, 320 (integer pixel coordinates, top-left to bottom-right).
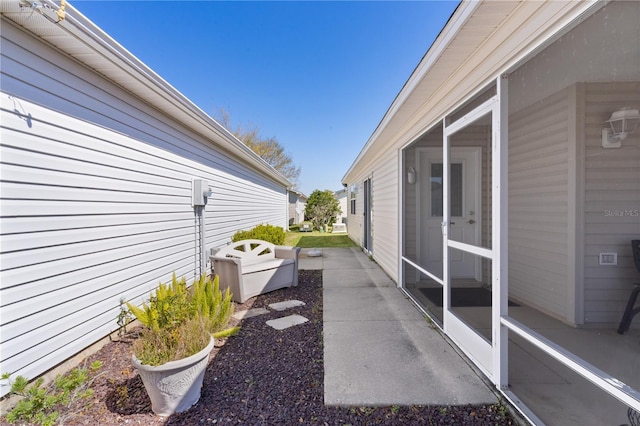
132, 337, 214, 417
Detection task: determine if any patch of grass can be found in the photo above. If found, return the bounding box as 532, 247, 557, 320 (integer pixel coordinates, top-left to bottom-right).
285, 231, 356, 248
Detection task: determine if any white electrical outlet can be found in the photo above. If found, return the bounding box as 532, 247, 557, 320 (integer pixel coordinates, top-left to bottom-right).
599, 253, 617, 265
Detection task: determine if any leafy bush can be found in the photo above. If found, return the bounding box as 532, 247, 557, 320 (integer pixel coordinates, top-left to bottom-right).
305, 190, 341, 230
232, 224, 285, 245
125, 273, 237, 366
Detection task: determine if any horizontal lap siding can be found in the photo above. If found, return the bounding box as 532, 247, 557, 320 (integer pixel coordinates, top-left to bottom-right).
0, 24, 286, 391
371, 159, 399, 282
403, 149, 417, 261
583, 82, 640, 325
508, 89, 570, 321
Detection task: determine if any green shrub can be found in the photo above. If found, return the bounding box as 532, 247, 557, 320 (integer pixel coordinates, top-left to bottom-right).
126, 273, 192, 332
125, 273, 237, 366
191, 274, 235, 334
231, 224, 285, 245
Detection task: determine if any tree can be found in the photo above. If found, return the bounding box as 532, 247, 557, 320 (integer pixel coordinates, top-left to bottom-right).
305, 190, 341, 231
215, 108, 301, 188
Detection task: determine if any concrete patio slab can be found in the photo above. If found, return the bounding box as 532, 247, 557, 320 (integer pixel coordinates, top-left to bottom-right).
323, 268, 394, 289
322, 247, 498, 407
324, 318, 496, 406
266, 314, 309, 330
299, 256, 323, 271
324, 287, 424, 322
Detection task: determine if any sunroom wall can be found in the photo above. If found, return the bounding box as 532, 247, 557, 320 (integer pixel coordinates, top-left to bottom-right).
507, 0, 640, 326
582, 81, 640, 326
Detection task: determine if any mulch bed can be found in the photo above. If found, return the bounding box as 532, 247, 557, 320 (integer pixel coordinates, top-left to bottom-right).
2, 270, 516, 425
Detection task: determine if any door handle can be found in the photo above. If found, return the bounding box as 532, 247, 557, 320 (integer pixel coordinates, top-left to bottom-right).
468, 219, 476, 224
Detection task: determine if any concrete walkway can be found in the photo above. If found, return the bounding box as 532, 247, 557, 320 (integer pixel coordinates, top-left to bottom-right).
298, 247, 497, 406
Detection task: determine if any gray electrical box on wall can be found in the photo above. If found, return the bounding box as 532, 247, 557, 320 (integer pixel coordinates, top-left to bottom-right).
192, 179, 212, 206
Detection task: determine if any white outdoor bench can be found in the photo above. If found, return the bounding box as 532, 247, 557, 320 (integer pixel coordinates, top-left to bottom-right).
210, 239, 300, 303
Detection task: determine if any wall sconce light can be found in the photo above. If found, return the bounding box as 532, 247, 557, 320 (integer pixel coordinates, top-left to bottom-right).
602, 107, 640, 148
407, 167, 416, 185
19, 0, 67, 23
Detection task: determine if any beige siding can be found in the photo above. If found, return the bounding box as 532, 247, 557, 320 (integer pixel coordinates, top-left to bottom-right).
583, 82, 640, 324
345, 160, 399, 282
371, 160, 399, 281
508, 88, 570, 321
403, 148, 418, 262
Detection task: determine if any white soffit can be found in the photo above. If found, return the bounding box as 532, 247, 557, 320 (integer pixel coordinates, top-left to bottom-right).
0, 0, 291, 188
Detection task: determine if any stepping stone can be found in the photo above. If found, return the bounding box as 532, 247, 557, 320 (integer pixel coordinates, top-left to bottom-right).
266, 314, 309, 330
268, 300, 305, 311
232, 308, 270, 320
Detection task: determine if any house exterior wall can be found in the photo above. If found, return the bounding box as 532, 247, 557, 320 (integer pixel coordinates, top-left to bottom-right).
0, 19, 287, 394
583, 81, 640, 325
345, 165, 398, 280
508, 88, 571, 322
403, 149, 418, 262
347, 182, 363, 247
370, 161, 399, 280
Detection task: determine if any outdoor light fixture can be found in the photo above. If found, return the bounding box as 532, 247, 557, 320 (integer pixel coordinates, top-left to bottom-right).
602, 107, 640, 148
407, 167, 416, 185
19, 0, 67, 23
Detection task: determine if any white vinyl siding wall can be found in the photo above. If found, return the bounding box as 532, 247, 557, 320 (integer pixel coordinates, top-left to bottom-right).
371, 160, 399, 281
508, 88, 570, 322
583, 82, 640, 325
403, 149, 418, 261
0, 21, 286, 392
346, 163, 399, 282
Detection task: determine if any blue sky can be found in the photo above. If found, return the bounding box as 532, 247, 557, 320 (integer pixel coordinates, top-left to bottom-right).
73, 1, 459, 196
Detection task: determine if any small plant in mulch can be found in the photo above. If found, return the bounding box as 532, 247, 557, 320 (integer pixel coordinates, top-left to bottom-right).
1, 361, 104, 426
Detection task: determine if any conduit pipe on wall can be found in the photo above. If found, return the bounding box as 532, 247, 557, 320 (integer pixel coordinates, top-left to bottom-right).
192, 179, 212, 277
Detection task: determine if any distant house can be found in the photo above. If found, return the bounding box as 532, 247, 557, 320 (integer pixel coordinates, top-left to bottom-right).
0, 2, 290, 396
343, 1, 639, 423
334, 188, 348, 224
288, 190, 307, 226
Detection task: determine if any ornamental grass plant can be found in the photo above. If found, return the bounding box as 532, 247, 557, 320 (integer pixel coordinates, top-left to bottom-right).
126, 273, 237, 366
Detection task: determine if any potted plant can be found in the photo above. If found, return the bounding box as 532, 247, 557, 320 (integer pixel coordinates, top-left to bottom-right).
125, 273, 237, 416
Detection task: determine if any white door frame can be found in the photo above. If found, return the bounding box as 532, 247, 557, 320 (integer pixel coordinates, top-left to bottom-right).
442, 96, 498, 379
